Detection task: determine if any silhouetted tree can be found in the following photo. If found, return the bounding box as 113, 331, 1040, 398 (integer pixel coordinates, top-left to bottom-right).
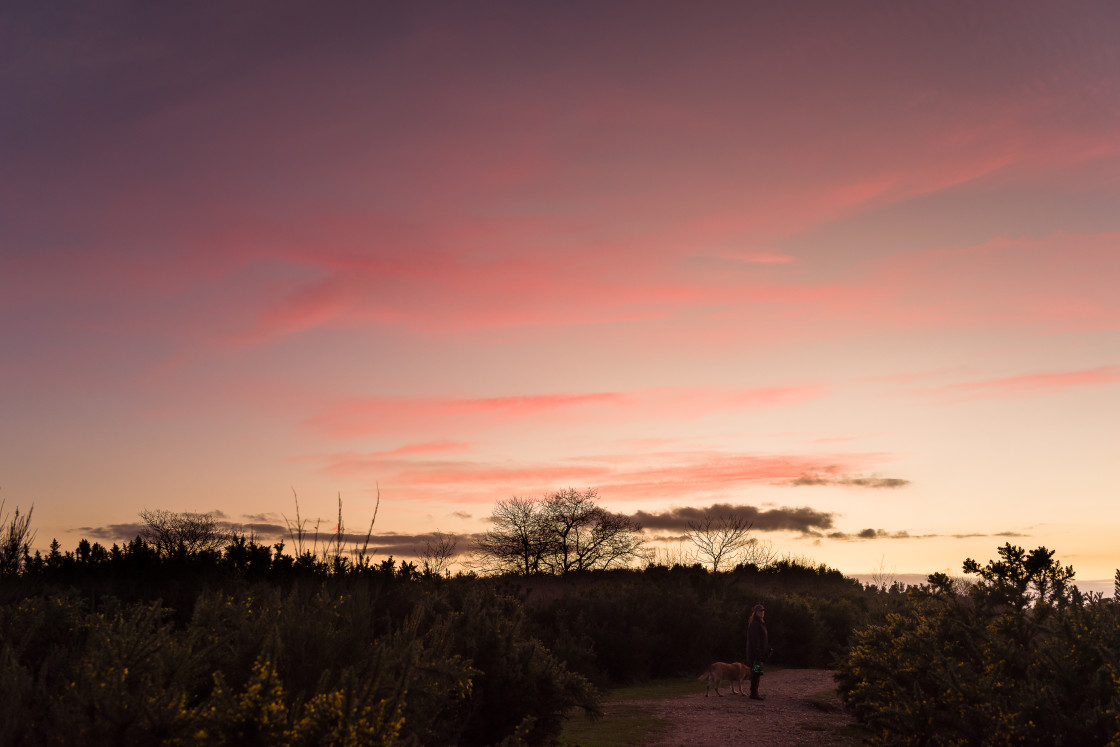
685, 513, 753, 572
138, 509, 230, 557
473, 489, 644, 575
419, 530, 459, 576
473, 496, 550, 575
540, 489, 644, 574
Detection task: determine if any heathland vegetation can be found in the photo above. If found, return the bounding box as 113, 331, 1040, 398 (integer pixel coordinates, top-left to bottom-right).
837, 544, 1120, 745
2, 495, 1118, 745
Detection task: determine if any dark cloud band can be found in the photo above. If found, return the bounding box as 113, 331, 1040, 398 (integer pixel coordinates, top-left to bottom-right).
628, 503, 834, 533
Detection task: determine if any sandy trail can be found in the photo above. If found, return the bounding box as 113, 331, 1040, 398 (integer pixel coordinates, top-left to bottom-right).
611, 669, 859, 746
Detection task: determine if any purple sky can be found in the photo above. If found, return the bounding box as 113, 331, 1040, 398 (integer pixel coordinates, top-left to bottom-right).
2, 1, 1119, 582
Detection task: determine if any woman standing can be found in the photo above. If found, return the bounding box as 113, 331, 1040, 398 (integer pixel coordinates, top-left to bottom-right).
746, 603, 769, 700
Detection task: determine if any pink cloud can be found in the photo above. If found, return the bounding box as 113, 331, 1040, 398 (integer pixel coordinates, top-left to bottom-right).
224, 235, 892, 345
864, 233, 1120, 330
13, 81, 1109, 359
739, 251, 797, 265
173, 72, 1120, 349
593, 452, 902, 501
306, 392, 628, 438
380, 441, 475, 457
724, 386, 825, 408
920, 366, 1120, 401
315, 453, 611, 494
395, 463, 612, 488
304, 385, 822, 439
314, 447, 904, 508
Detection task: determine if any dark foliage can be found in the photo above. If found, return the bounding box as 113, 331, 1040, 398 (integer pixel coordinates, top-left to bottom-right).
520, 561, 869, 687
836, 544, 1120, 745
0, 533, 597, 746
1, 510, 978, 745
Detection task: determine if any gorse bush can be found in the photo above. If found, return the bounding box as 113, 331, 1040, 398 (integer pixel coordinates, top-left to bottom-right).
0, 590, 439, 746
836, 544, 1120, 745
0, 572, 597, 746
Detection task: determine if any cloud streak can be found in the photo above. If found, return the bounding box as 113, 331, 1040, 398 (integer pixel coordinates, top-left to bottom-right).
305, 385, 823, 439
305, 392, 627, 438
314, 445, 907, 508
783, 474, 911, 489
918, 366, 1120, 402
824, 529, 1028, 541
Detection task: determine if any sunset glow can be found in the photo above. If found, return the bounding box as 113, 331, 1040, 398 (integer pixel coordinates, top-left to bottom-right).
3, 1, 1118, 586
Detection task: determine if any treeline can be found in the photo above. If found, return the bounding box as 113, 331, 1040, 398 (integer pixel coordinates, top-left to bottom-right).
0, 513, 892, 745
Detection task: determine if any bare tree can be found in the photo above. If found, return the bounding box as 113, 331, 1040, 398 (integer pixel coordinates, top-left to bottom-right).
473, 496, 550, 575
870, 554, 898, 591
641, 541, 698, 569
139, 509, 230, 557
541, 488, 644, 574
472, 489, 645, 575
419, 530, 460, 576
686, 513, 753, 572
740, 536, 778, 568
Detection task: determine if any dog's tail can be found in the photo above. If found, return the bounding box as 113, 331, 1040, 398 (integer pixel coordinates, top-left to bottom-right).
697, 670, 709, 681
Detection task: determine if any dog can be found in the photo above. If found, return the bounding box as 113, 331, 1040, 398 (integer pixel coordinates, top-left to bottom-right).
697, 661, 749, 696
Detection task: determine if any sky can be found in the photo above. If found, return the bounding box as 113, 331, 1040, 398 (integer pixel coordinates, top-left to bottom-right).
2, 0, 1118, 588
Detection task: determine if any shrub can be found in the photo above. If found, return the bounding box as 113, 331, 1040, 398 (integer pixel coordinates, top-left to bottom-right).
836, 544, 1120, 745
428, 580, 600, 745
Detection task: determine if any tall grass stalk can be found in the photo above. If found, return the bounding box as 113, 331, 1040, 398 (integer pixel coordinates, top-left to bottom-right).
356, 484, 380, 563
284, 489, 382, 570
283, 487, 309, 556
0, 500, 35, 577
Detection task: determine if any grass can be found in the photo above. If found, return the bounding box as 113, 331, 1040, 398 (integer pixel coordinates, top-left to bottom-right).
802, 687, 843, 713
605, 676, 704, 701
560, 702, 669, 747
558, 677, 704, 747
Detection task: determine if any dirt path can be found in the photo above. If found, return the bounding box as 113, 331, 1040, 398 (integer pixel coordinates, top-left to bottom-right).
613, 669, 860, 746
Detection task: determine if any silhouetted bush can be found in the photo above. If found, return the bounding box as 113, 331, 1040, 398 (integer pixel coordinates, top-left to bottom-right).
836, 544, 1120, 745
